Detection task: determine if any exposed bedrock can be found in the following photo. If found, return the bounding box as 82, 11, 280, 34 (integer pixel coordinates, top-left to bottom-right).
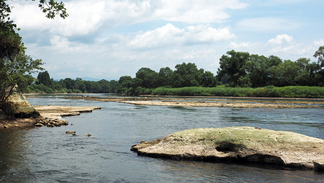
131, 127, 324, 171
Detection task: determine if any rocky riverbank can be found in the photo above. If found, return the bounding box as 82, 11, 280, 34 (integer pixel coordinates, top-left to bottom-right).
121, 100, 322, 108
0, 106, 101, 129
131, 127, 324, 172
57, 95, 324, 108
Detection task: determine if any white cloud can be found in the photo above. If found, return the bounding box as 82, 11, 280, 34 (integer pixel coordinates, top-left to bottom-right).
314, 39, 324, 46
268, 34, 294, 45
228, 42, 251, 49
127, 24, 184, 48
9, 0, 248, 38
10, 1, 108, 37
152, 0, 248, 23
128, 24, 235, 49
184, 25, 235, 45
7, 0, 322, 80
265, 35, 310, 57
50, 36, 90, 53
237, 17, 302, 32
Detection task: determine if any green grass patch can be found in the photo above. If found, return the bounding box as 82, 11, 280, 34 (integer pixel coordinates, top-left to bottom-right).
151, 86, 324, 98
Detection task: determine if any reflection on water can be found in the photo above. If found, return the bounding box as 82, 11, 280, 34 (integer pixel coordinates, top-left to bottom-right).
0, 95, 324, 182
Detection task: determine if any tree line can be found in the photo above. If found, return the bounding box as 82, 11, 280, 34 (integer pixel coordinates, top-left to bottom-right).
25, 62, 219, 95
24, 46, 324, 96
217, 48, 324, 87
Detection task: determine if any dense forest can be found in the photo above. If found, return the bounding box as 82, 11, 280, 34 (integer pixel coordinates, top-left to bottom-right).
21, 48, 324, 97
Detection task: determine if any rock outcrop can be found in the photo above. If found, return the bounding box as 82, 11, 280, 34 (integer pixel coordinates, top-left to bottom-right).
131, 127, 324, 171
34, 105, 101, 119
6, 85, 39, 118
1, 105, 101, 129
33, 105, 101, 127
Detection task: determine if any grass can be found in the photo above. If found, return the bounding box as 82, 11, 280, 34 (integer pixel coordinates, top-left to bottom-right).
151, 86, 324, 98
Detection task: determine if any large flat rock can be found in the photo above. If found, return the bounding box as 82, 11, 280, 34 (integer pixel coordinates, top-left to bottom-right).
1, 106, 101, 129
33, 105, 101, 120
121, 100, 321, 108
131, 127, 324, 171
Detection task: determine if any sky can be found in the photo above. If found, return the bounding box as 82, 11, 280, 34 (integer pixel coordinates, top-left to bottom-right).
7, 0, 324, 81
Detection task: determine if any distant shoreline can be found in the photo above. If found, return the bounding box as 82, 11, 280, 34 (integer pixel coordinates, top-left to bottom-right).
24, 93, 324, 101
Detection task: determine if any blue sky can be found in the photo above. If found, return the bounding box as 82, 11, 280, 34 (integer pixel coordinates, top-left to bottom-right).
8, 0, 324, 80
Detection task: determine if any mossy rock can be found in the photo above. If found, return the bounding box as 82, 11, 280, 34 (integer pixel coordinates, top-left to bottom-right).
132, 127, 324, 171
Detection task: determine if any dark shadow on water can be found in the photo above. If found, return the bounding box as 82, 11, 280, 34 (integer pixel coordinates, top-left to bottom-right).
167, 106, 197, 111
134, 105, 148, 110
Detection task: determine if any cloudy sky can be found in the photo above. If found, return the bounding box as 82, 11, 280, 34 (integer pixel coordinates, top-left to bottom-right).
8, 0, 324, 80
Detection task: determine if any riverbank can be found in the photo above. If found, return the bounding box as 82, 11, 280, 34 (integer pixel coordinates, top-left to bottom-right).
56, 95, 324, 108
0, 106, 101, 129
121, 100, 322, 108
131, 127, 324, 171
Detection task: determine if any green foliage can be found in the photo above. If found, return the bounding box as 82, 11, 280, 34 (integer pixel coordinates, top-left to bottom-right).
22, 46, 324, 98
27, 76, 118, 94
217, 50, 250, 86
36, 71, 51, 86
152, 86, 324, 98
216, 48, 324, 88
38, 0, 68, 19
0, 0, 68, 112
173, 62, 201, 87
1, 53, 44, 102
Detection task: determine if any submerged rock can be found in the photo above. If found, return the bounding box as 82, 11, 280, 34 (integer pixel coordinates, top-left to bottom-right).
131, 127, 324, 171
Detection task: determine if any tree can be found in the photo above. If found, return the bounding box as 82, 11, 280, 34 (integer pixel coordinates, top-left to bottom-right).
314, 46, 324, 85
217, 50, 250, 87
36, 71, 51, 86
74, 78, 86, 92
314, 46, 324, 68
268, 60, 300, 86
0, 53, 43, 103
244, 54, 282, 87
98, 79, 110, 93
158, 67, 174, 87
173, 62, 199, 87
116, 76, 133, 94
135, 67, 158, 88
198, 71, 216, 87
63, 78, 74, 89
1, 0, 68, 107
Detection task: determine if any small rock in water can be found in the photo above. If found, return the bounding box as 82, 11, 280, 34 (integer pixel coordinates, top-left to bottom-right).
35, 123, 43, 127
87, 134, 91, 137
66, 131, 76, 134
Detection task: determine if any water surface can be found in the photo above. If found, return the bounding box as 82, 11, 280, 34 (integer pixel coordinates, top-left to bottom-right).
1, 95, 323, 182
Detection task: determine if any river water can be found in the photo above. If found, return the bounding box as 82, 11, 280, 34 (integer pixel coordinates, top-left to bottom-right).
1, 94, 324, 182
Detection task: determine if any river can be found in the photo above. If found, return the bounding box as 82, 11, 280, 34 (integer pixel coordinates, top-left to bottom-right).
0, 94, 324, 182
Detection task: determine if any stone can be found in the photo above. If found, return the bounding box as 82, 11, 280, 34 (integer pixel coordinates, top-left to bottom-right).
5, 85, 39, 118
314, 160, 324, 172
35, 123, 43, 127
66, 131, 76, 134
131, 127, 324, 171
